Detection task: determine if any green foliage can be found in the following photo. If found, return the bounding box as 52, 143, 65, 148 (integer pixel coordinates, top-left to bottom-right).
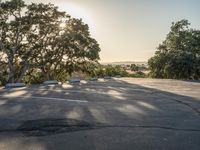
91, 65, 105, 77
148, 19, 200, 80
22, 68, 70, 84
79, 64, 128, 78
104, 65, 128, 77
22, 70, 43, 84
130, 64, 148, 72
130, 64, 139, 71
128, 71, 147, 78
0, 0, 100, 84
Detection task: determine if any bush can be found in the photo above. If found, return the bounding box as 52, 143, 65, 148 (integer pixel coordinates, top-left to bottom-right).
95, 65, 128, 77
79, 64, 128, 78
22, 70, 44, 84
128, 71, 147, 78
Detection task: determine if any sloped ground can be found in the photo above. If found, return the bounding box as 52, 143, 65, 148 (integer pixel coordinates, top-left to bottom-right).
0, 78, 199, 150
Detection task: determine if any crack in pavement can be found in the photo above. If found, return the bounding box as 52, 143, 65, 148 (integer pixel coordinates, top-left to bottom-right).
150, 91, 200, 116
100, 125, 200, 132
0, 123, 200, 137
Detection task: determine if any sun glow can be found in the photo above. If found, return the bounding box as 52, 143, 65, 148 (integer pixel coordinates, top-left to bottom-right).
59, 22, 66, 28
57, 2, 95, 34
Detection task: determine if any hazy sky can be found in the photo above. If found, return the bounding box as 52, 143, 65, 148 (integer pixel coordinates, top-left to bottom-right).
25, 0, 200, 62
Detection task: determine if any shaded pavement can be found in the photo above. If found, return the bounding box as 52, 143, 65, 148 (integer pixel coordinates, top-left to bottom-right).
0, 78, 200, 150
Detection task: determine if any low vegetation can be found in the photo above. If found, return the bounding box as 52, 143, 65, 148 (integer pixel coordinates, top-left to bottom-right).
128, 71, 147, 78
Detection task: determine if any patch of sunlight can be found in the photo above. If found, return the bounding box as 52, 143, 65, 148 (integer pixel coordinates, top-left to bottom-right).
40, 90, 49, 95
85, 88, 97, 92
64, 92, 70, 95
116, 104, 145, 115
0, 100, 6, 105
47, 85, 59, 90
0, 138, 45, 150
66, 107, 84, 119
62, 83, 73, 88
137, 101, 158, 110
108, 89, 126, 100
112, 95, 126, 100
11, 105, 22, 113
89, 108, 109, 123
107, 90, 121, 95
47, 84, 57, 87
83, 88, 126, 100
5, 90, 28, 97
59, 22, 66, 28
81, 80, 87, 84
98, 79, 106, 82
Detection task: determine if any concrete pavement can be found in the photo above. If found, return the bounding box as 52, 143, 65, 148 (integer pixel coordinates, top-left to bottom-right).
0, 78, 200, 150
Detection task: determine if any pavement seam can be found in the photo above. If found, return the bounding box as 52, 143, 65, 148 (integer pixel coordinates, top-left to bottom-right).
154, 92, 200, 116
0, 124, 200, 135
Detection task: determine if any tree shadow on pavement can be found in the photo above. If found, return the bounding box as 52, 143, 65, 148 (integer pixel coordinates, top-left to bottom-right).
0, 78, 200, 150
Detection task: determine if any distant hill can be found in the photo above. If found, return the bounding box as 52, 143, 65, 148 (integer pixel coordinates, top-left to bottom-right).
100, 61, 148, 66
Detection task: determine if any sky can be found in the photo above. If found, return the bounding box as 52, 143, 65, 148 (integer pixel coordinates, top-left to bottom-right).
24, 0, 200, 62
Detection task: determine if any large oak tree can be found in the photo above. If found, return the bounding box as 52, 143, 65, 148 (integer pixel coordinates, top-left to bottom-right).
0, 0, 100, 84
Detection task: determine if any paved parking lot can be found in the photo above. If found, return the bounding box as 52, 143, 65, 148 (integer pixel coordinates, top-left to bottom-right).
0, 78, 200, 150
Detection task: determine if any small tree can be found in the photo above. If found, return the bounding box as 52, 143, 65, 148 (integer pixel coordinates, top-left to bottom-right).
130, 64, 139, 71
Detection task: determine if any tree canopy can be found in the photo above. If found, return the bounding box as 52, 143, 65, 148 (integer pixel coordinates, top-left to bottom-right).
0, 0, 100, 84
148, 19, 200, 80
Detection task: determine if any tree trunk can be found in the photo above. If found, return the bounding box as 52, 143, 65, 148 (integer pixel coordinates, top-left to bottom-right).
17, 61, 29, 82
8, 55, 14, 83
41, 67, 50, 81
